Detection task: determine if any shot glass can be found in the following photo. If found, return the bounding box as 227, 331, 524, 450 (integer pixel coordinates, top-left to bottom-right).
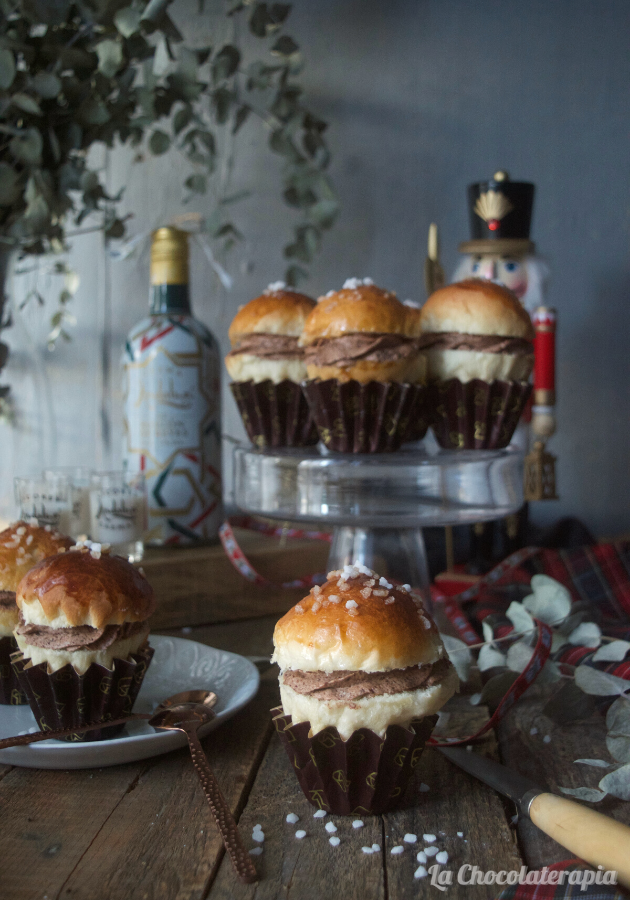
43, 467, 93, 540
89, 472, 146, 562
14, 476, 73, 534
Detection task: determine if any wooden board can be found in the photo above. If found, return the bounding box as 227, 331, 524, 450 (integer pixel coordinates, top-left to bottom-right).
211, 699, 524, 899
143, 530, 328, 630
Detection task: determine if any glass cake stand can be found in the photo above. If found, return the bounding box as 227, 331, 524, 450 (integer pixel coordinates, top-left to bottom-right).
232, 441, 524, 601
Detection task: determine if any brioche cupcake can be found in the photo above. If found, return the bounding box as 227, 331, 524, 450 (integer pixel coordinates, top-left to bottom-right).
226, 283, 318, 448
12, 542, 155, 741
300, 279, 429, 452
0, 520, 73, 704
271, 563, 458, 814
419, 279, 534, 449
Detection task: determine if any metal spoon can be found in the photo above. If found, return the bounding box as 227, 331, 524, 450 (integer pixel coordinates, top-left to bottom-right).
0, 689, 257, 884
150, 692, 258, 884
0, 689, 218, 749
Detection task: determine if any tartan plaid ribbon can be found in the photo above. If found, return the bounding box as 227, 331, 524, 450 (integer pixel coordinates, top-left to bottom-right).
218, 516, 330, 590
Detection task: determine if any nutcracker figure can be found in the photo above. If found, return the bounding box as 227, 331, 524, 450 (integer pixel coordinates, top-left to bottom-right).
451, 172, 558, 568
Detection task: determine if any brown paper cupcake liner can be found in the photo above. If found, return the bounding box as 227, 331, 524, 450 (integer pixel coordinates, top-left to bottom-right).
231, 379, 318, 449
430, 378, 532, 450
0, 636, 28, 705
12, 644, 154, 742
272, 706, 437, 815
302, 379, 429, 453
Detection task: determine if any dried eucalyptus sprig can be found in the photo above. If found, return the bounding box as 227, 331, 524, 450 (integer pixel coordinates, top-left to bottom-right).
440, 574, 630, 801
0, 0, 337, 375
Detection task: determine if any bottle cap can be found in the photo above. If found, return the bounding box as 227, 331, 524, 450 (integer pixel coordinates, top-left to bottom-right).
150, 227, 189, 285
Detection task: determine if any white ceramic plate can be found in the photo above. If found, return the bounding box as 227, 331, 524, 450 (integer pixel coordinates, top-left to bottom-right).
0, 635, 260, 770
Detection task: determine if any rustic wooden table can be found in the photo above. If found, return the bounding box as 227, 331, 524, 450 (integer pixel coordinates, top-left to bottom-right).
1, 611, 629, 899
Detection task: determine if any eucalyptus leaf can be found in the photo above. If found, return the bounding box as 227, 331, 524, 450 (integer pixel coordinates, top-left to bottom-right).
96, 40, 123, 79
506, 640, 534, 673
477, 643, 507, 672
599, 763, 630, 800
212, 45, 240, 82
574, 759, 611, 767
440, 634, 472, 683
593, 640, 630, 662
606, 696, 630, 733
575, 665, 630, 696
114, 6, 142, 38
606, 733, 630, 764
0, 164, 21, 206
0, 48, 15, 90
506, 601, 535, 635
558, 786, 607, 802
523, 575, 572, 625
31, 72, 61, 99
9, 128, 43, 165
11, 93, 42, 116
478, 670, 518, 710
542, 679, 596, 724
149, 129, 171, 154
568, 622, 601, 648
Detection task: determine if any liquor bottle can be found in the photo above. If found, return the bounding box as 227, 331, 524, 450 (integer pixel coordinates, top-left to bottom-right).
122, 227, 223, 544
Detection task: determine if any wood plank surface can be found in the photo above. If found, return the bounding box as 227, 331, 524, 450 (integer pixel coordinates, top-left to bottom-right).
210, 731, 386, 900
498, 685, 630, 871
143, 531, 329, 630
210, 698, 523, 899
56, 679, 276, 900
385, 702, 523, 899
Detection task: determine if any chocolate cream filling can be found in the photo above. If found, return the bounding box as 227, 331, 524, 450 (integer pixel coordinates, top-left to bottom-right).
416, 332, 533, 355
282, 657, 452, 703
15, 615, 147, 652
227, 334, 302, 361
303, 333, 421, 368
0, 590, 16, 609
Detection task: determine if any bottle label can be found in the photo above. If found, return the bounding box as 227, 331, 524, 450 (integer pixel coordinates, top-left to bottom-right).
122, 315, 223, 544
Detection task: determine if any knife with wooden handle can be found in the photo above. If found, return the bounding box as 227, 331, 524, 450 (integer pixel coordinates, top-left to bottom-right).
439, 746, 630, 888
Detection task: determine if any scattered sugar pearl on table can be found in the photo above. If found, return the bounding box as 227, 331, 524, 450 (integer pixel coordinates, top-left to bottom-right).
325, 822, 337, 834
390, 846, 404, 855
249, 847, 263, 856
329, 836, 340, 847
313, 809, 327, 818
371, 844, 380, 853
414, 866, 428, 879
286, 813, 299, 824
457, 832, 464, 838
419, 783, 430, 792
530, 726, 538, 735
436, 851, 449, 864
543, 734, 551, 743
295, 830, 307, 840
422, 833, 436, 843
403, 833, 417, 844
416, 851, 427, 864
352, 820, 364, 829
362, 847, 374, 855
424, 846, 439, 857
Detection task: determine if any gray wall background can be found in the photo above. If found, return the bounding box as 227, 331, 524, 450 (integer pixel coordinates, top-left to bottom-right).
1, 0, 629, 537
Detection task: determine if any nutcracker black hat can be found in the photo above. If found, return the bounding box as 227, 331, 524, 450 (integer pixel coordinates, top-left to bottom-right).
459, 171, 535, 256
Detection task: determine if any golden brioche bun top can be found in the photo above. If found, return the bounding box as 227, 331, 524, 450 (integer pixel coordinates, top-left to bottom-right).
272, 564, 445, 673
228, 289, 316, 344
300, 283, 417, 345
420, 279, 534, 339
0, 521, 74, 592
17, 548, 156, 629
